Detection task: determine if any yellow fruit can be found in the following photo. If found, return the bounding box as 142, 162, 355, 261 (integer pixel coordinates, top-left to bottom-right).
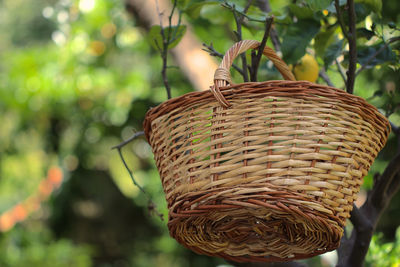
293, 54, 319, 83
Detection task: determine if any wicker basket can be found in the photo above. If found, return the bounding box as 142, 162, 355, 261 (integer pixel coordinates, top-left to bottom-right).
143, 40, 390, 262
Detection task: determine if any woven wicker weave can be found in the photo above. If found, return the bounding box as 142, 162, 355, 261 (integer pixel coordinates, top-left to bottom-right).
143, 40, 390, 262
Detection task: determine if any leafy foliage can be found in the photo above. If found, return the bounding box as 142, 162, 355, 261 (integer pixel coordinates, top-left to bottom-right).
148, 25, 187, 50
0, 224, 92, 267
281, 19, 320, 63
366, 227, 400, 266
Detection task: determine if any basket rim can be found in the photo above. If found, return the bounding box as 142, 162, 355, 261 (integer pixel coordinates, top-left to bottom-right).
143, 80, 390, 142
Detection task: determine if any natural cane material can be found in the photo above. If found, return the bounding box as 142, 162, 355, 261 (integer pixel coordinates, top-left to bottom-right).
143, 40, 390, 262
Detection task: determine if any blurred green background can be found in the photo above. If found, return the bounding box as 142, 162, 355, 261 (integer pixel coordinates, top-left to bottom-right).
0, 0, 399, 266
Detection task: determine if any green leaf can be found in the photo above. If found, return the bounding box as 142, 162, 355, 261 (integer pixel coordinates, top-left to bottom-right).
281, 19, 320, 63
200, 4, 231, 24
314, 26, 338, 59
148, 25, 187, 50
355, 0, 382, 13
323, 38, 343, 69
271, 11, 292, 24
288, 4, 314, 19
357, 43, 397, 68
184, 1, 219, 18
354, 3, 373, 23
304, 0, 331, 11
176, 0, 190, 9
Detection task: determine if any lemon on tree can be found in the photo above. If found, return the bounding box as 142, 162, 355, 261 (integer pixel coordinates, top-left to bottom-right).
293, 54, 319, 83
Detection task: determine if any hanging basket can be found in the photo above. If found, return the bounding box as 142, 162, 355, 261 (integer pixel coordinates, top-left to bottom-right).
143, 40, 390, 262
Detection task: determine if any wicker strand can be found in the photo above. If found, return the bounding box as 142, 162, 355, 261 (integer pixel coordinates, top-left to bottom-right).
213, 40, 296, 108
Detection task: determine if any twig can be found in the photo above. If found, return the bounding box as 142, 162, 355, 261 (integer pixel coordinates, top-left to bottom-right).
155, 0, 181, 99
336, 58, 347, 85
334, 0, 350, 40
222, 2, 265, 22
112, 131, 144, 150
249, 16, 274, 82
319, 68, 334, 87
335, 0, 357, 94
346, 0, 357, 94
232, 1, 253, 82
112, 131, 164, 221
256, 0, 281, 52
202, 43, 245, 77
355, 36, 400, 76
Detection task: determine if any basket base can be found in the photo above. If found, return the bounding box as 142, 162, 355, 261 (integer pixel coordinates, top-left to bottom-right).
167, 187, 344, 262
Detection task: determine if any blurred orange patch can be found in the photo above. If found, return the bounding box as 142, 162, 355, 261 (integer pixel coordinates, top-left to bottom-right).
88, 41, 106, 56
47, 166, 63, 187
0, 212, 14, 232
0, 166, 64, 232
12, 204, 28, 222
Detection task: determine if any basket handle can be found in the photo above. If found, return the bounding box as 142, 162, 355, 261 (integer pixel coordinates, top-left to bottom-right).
211, 40, 296, 108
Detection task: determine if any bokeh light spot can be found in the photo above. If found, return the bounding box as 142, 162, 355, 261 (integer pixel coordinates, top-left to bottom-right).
88, 41, 106, 56
85, 126, 101, 143
79, 0, 95, 13
42, 6, 54, 18
101, 23, 117, 39
64, 155, 79, 171
52, 30, 66, 46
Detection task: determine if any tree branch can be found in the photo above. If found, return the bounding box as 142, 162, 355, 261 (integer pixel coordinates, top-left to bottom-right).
250, 16, 274, 81
232, 0, 253, 82
338, 152, 400, 266
346, 0, 357, 94
125, 0, 218, 91
112, 131, 164, 221
112, 131, 144, 150
155, 0, 180, 99
256, 0, 281, 52
369, 153, 400, 210
202, 43, 245, 77
222, 2, 264, 22
336, 58, 347, 85
334, 0, 350, 40
319, 68, 334, 86
335, 0, 357, 94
